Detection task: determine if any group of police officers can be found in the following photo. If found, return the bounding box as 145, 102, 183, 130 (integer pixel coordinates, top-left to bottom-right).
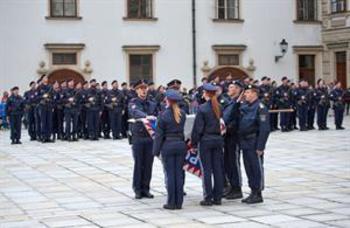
5, 74, 347, 209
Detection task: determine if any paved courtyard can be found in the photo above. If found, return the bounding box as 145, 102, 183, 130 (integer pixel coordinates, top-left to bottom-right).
0, 117, 349, 228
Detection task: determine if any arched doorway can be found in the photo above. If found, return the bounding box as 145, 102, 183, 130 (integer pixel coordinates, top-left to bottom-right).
208, 66, 249, 82
48, 69, 85, 84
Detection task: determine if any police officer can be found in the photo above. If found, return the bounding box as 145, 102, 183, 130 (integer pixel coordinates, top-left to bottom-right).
275, 77, 291, 132
289, 83, 298, 130
315, 79, 330, 130
191, 83, 224, 206
79, 81, 90, 139
63, 79, 80, 141
100, 81, 111, 139
222, 81, 244, 200
196, 77, 209, 105
128, 80, 158, 199
6, 87, 24, 144
52, 81, 64, 140
37, 75, 54, 143
24, 81, 37, 140
85, 79, 102, 140
106, 80, 125, 140
308, 85, 317, 130
296, 80, 310, 131
239, 84, 270, 204
167, 79, 189, 114
330, 81, 345, 130
121, 82, 130, 138
153, 89, 186, 210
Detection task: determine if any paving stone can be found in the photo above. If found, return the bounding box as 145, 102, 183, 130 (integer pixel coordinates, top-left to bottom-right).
0, 117, 349, 227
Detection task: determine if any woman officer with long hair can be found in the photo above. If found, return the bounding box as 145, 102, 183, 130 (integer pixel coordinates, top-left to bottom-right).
153, 89, 187, 210
191, 83, 224, 206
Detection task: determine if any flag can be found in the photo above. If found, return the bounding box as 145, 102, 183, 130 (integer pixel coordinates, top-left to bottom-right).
141, 118, 157, 138
183, 140, 203, 178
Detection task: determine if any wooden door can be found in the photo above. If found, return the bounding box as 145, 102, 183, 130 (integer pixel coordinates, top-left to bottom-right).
336, 51, 347, 88
299, 55, 315, 86
48, 69, 85, 84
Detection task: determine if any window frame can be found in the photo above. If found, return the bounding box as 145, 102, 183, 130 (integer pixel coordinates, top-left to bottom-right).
330, 0, 348, 14
129, 54, 153, 83
50, 0, 78, 17
126, 0, 155, 20
296, 0, 318, 21
122, 45, 160, 84
52, 52, 78, 65
218, 54, 240, 66
214, 0, 243, 22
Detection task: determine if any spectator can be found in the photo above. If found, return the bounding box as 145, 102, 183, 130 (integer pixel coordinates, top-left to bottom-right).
0, 91, 9, 129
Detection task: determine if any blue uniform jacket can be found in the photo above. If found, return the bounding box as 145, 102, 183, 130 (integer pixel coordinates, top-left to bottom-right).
152, 108, 186, 157
223, 98, 240, 135
239, 99, 270, 151
191, 100, 223, 147
6, 95, 24, 116
128, 97, 158, 138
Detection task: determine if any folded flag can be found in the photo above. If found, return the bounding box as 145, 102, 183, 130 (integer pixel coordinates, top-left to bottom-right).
183, 140, 203, 178
141, 118, 157, 138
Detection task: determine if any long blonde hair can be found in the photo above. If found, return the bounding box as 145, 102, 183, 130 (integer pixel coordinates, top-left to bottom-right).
206, 91, 221, 120
170, 101, 182, 124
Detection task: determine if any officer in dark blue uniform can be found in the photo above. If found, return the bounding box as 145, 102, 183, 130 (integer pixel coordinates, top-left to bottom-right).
191, 83, 224, 206
6, 87, 24, 144
153, 89, 186, 210
37, 75, 54, 143
275, 77, 291, 132
63, 79, 80, 141
289, 83, 298, 130
34, 79, 42, 141
128, 80, 158, 199
308, 85, 317, 130
120, 82, 130, 138
296, 80, 310, 131
239, 84, 270, 204
85, 79, 102, 140
315, 79, 330, 130
167, 79, 189, 114
100, 81, 111, 139
223, 81, 244, 200
106, 80, 125, 140
330, 81, 345, 130
78, 81, 90, 139
24, 81, 37, 140
52, 81, 64, 140
196, 77, 209, 105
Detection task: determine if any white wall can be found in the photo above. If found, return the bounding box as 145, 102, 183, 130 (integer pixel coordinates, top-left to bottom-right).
0, 0, 321, 93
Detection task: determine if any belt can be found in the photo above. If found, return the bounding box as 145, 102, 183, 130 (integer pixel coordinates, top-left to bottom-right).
165, 136, 183, 141
240, 133, 256, 140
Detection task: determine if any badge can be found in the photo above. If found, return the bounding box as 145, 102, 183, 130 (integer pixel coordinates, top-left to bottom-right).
132, 104, 136, 109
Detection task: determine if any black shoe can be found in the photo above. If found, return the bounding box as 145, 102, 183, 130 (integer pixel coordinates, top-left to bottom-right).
300, 127, 307, 131
212, 200, 222, 205
226, 188, 243, 200
281, 128, 288, 132
175, 205, 182, 210
17, 140, 22, 144
223, 186, 232, 197
294, 126, 299, 130
135, 193, 142, 199
142, 192, 154, 198
243, 191, 263, 204
336, 126, 345, 130
163, 204, 175, 210
200, 200, 212, 206
104, 135, 111, 139
30, 137, 36, 141
11, 140, 16, 145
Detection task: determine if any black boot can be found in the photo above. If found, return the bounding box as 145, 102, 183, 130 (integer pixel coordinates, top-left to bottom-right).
163, 204, 175, 210
242, 191, 263, 204
226, 187, 243, 200
200, 200, 212, 206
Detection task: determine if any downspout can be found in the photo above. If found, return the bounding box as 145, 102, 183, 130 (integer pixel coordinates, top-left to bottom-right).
192, 0, 197, 88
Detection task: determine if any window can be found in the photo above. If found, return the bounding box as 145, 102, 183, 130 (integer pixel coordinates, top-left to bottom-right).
50, 0, 77, 17
331, 0, 347, 13
127, 0, 153, 18
52, 53, 77, 65
218, 54, 239, 65
297, 0, 317, 21
129, 54, 153, 82
216, 0, 239, 20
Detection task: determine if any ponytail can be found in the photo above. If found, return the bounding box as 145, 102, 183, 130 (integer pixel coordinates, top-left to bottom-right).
207, 91, 221, 120
171, 102, 182, 124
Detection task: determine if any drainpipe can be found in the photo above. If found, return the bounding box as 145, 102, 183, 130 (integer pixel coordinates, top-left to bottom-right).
192, 0, 197, 88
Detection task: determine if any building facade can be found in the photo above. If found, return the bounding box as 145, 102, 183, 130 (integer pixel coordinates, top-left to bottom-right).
0, 0, 348, 92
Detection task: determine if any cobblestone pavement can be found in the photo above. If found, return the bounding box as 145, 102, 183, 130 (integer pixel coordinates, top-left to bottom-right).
0, 116, 349, 228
